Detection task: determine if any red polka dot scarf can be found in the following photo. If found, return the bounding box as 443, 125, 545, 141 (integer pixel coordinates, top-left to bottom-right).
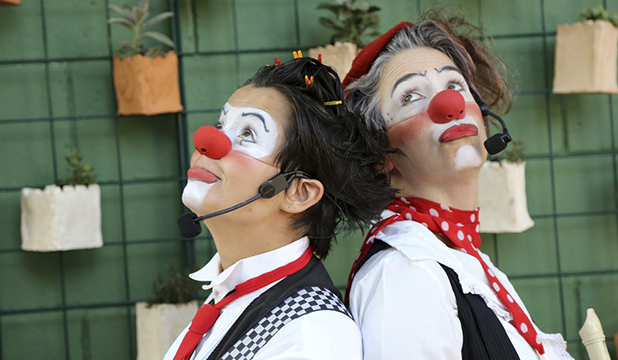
347, 196, 545, 355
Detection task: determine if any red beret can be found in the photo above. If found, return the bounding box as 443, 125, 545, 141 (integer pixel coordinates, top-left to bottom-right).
342, 21, 414, 90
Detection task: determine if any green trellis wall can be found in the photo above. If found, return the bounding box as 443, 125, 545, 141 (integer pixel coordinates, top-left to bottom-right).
1, 0, 617, 359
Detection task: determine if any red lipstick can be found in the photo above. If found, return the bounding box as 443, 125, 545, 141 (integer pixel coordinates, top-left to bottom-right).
439, 124, 478, 143
187, 167, 219, 183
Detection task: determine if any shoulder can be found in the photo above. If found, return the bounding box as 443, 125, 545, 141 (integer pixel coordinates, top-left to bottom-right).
254, 307, 362, 360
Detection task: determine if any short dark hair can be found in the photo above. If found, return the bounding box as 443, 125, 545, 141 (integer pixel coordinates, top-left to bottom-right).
246, 57, 395, 258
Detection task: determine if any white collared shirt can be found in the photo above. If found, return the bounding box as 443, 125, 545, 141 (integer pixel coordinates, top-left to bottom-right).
349, 211, 574, 360
163, 237, 362, 360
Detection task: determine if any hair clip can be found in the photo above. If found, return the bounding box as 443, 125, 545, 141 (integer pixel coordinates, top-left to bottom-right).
318, 54, 322, 63
274, 57, 281, 67
324, 100, 342, 106
293, 50, 303, 59
305, 75, 314, 88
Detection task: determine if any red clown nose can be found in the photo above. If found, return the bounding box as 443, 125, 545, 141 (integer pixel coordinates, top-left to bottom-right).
427, 89, 466, 124
193, 126, 232, 159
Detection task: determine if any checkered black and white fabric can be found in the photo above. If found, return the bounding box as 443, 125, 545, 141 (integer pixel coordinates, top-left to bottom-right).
220, 286, 351, 360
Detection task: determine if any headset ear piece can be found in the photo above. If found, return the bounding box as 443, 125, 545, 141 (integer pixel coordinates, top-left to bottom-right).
258, 174, 290, 198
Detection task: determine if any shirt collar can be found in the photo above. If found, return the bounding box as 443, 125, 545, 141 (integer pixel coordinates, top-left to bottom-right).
189, 237, 310, 302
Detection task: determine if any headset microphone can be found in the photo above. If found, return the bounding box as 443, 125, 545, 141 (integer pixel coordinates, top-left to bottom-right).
177, 171, 309, 238
478, 101, 512, 155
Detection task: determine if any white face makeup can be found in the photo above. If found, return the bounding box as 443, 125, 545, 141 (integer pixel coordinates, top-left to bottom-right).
378, 47, 487, 179
182, 85, 288, 218
216, 103, 280, 162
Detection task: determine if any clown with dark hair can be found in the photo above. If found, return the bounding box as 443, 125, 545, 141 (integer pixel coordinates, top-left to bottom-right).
163, 54, 394, 360
343, 8, 574, 360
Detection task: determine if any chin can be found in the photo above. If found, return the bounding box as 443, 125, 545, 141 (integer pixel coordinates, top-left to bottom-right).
453, 144, 484, 170
182, 179, 213, 215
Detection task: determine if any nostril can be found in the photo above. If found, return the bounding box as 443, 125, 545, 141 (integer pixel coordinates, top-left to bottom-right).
427, 89, 466, 124
193, 126, 232, 159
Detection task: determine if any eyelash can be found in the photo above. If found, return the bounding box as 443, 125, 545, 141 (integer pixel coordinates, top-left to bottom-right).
239, 126, 256, 143
446, 79, 466, 91
400, 89, 423, 104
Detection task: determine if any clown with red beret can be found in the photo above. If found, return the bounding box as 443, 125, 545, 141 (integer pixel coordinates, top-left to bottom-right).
344, 8, 574, 360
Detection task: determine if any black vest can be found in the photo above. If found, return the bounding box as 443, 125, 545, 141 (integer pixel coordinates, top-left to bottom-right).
206, 255, 351, 360
355, 239, 520, 360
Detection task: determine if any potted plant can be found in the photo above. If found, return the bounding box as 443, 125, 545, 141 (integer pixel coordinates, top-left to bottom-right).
136, 265, 201, 360
20, 148, 103, 251
478, 141, 535, 233
107, 0, 183, 116
552, 5, 618, 94
308, 0, 380, 79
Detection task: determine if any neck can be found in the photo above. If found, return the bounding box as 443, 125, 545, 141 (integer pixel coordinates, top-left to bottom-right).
206, 215, 301, 270
391, 167, 480, 211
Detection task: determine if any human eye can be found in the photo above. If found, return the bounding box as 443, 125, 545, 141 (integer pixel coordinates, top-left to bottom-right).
400, 89, 425, 105
446, 80, 466, 92
238, 126, 256, 143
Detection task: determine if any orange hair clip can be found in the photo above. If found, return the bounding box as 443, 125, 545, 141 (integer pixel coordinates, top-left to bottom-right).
293, 50, 303, 59
304, 75, 314, 88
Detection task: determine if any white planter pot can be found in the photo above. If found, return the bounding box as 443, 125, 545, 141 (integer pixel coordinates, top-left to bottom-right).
308, 42, 359, 80
478, 160, 534, 233
552, 20, 618, 94
136, 300, 199, 360
20, 184, 103, 251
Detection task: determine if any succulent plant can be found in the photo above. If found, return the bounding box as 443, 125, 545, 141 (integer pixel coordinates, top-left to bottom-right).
148, 265, 201, 305
578, 5, 618, 28
317, 0, 381, 48
107, 0, 175, 57
57, 148, 96, 186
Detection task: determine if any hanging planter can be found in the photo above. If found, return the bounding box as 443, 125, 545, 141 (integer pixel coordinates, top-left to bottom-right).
20, 148, 102, 251
0, 0, 22, 6
136, 301, 199, 360
309, 0, 380, 80
478, 160, 534, 234
308, 42, 359, 81
552, 6, 618, 94
21, 184, 103, 251
112, 51, 182, 116
107, 0, 183, 116
136, 265, 202, 360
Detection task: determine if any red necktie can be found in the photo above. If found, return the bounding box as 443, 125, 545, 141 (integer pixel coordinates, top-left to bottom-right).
174, 247, 313, 360
347, 197, 545, 355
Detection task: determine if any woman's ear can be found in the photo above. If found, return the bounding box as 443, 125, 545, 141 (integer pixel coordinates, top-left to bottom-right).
282, 178, 324, 214
383, 154, 395, 173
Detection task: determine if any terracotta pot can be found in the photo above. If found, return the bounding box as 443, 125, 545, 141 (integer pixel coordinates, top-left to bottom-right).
136, 300, 199, 360
478, 160, 534, 233
20, 184, 103, 251
308, 42, 360, 81
553, 20, 618, 94
0, 0, 22, 5
112, 50, 183, 116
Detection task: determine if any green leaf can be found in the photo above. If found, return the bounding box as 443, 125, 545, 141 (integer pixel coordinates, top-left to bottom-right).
107, 17, 135, 30
142, 31, 175, 48
108, 4, 134, 20
142, 12, 173, 29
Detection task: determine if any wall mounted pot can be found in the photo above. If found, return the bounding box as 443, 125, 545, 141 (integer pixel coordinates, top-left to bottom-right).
135, 300, 199, 360
112, 50, 183, 116
553, 20, 618, 94
20, 184, 103, 251
478, 160, 534, 233
308, 42, 359, 81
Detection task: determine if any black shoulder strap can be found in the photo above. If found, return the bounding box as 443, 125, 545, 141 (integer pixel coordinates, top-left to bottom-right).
207, 256, 344, 360
354, 240, 520, 360
354, 239, 390, 277
439, 264, 520, 360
